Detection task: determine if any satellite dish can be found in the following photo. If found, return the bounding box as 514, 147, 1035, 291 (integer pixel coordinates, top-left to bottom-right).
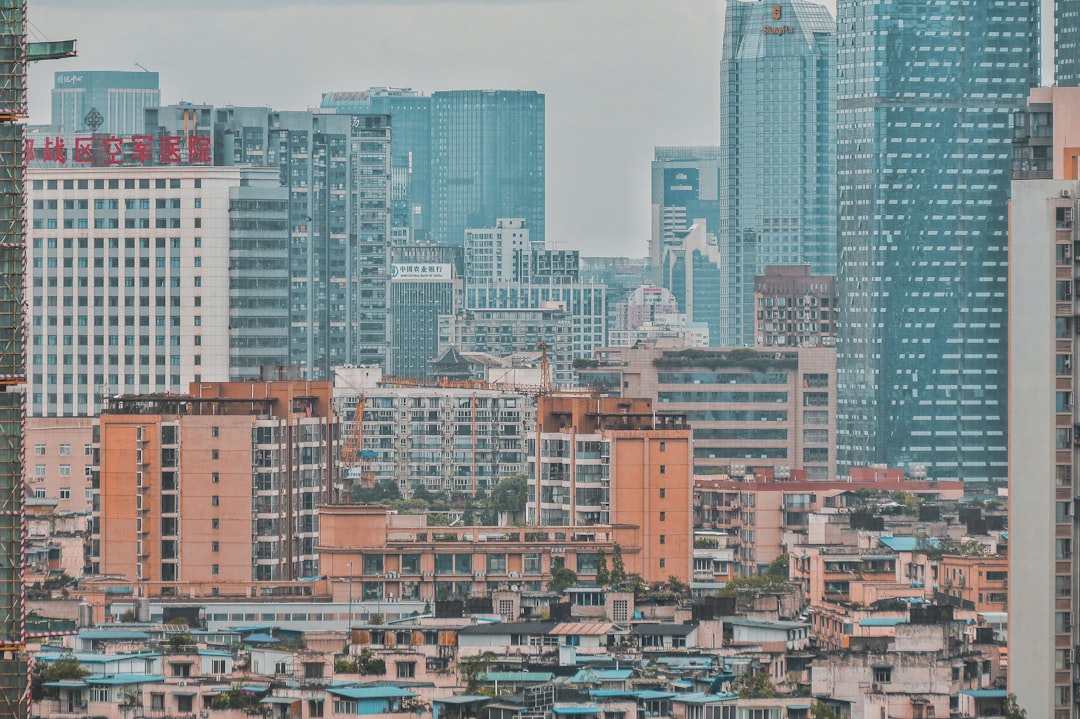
510, 585, 520, 592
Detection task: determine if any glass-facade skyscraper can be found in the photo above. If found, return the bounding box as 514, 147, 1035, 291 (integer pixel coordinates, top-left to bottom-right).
835, 0, 1040, 482
1057, 0, 1080, 85
51, 70, 159, 135
431, 90, 545, 245
650, 146, 721, 287
718, 0, 835, 347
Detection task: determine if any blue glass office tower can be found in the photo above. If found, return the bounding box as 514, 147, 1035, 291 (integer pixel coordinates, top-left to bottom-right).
431, 90, 545, 245
650, 146, 721, 286
719, 0, 836, 347
51, 70, 159, 134
1057, 0, 1080, 85
835, 1, 1040, 483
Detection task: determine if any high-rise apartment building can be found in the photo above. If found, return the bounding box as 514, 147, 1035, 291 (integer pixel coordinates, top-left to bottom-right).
335, 383, 532, 496
650, 146, 721, 285
527, 395, 693, 582
321, 88, 432, 237
1057, 0, 1080, 86
719, 0, 836, 347
464, 218, 533, 283
148, 105, 394, 378
26, 165, 289, 417
51, 70, 159, 135
1008, 86, 1080, 719
431, 90, 545, 245
90, 380, 336, 595
835, 0, 1040, 482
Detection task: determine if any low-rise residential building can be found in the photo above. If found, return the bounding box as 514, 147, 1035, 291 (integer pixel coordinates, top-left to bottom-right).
754, 264, 838, 348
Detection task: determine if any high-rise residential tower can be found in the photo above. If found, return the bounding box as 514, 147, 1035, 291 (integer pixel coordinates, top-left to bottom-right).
718, 0, 836, 347
147, 105, 394, 379
1009, 85, 1080, 719
431, 90, 545, 245
835, 0, 1040, 482
51, 70, 159, 135
321, 88, 432, 238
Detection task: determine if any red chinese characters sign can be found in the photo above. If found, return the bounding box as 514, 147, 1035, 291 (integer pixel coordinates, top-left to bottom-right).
25, 134, 213, 166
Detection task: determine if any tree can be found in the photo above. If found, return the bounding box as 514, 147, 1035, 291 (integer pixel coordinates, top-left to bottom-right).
490, 475, 528, 514
594, 550, 610, 586
43, 654, 89, 682
353, 478, 401, 504
667, 575, 689, 597
610, 544, 626, 585
457, 652, 496, 693
810, 701, 839, 719
548, 566, 578, 593
462, 500, 476, 526
765, 554, 790, 580
1003, 693, 1027, 719
732, 670, 775, 699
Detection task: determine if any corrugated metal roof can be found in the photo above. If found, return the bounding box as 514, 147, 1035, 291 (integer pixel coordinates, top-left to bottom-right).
550, 622, 614, 636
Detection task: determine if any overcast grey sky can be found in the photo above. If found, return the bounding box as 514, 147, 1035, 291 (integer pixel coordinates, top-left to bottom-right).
25, 0, 1050, 258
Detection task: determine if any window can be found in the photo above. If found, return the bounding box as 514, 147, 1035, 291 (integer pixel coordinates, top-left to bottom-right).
211, 564, 219, 575
659, 465, 666, 475
212, 659, 226, 675
659, 535, 666, 544
872, 666, 892, 683
212, 472, 219, 483
59, 488, 70, 500
212, 541, 219, 552
659, 511, 666, 522
211, 496, 220, 507
659, 488, 666, 498
396, 661, 416, 679
211, 518, 220, 529
211, 426, 219, 437
211, 449, 219, 460
34, 444, 44, 455
59, 465, 71, 476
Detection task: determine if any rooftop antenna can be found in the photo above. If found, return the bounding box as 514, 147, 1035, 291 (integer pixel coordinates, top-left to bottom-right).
134, 62, 152, 72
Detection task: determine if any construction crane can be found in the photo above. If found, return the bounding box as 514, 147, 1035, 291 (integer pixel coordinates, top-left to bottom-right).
0, 8, 76, 717
338, 395, 378, 502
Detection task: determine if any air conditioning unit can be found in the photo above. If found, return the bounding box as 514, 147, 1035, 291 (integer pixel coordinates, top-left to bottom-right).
1063, 190, 1072, 198
871, 682, 881, 693
508, 572, 521, 579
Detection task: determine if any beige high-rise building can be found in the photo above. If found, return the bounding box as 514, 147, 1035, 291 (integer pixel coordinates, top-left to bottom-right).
1009, 86, 1080, 719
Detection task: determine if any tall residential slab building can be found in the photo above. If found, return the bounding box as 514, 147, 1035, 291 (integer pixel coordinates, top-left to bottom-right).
320, 88, 432, 238
90, 381, 336, 595
1008, 86, 1080, 719
431, 90, 545, 245
148, 106, 393, 378
835, 0, 1040, 482
51, 70, 159, 135
719, 0, 836, 347
26, 165, 290, 417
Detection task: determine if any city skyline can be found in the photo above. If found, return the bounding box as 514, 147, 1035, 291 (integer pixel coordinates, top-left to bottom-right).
25, 0, 732, 258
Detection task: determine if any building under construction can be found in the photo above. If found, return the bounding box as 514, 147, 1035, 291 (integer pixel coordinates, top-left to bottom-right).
0, 2, 75, 714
